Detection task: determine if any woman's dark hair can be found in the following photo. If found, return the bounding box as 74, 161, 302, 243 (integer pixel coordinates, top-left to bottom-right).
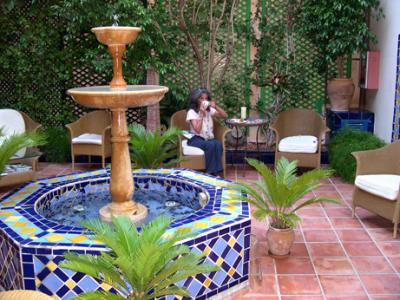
187, 88, 211, 112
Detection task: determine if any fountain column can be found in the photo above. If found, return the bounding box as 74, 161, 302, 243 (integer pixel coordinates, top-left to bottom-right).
68, 27, 167, 224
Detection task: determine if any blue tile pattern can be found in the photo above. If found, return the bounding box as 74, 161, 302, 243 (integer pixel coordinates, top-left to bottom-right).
0, 228, 23, 290
0, 168, 250, 299
328, 109, 374, 137
392, 34, 400, 141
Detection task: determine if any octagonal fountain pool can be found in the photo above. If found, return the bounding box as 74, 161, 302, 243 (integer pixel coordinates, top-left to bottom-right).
0, 168, 250, 299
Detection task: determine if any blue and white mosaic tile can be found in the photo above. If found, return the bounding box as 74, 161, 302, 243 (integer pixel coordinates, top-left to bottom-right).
0, 168, 250, 299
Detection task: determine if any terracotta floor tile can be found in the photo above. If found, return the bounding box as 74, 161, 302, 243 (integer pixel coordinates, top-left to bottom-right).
251, 241, 269, 258
308, 243, 346, 257
313, 257, 354, 275
368, 228, 398, 241
231, 288, 279, 300
278, 275, 321, 295
298, 207, 326, 218
289, 243, 309, 257
336, 229, 372, 242
303, 229, 338, 242
351, 256, 395, 274
281, 296, 324, 300
248, 274, 277, 295
360, 274, 400, 294
319, 275, 365, 295
370, 296, 400, 300
377, 242, 400, 257
361, 216, 395, 229
251, 256, 275, 275
356, 207, 378, 218
326, 296, 369, 300
388, 257, 400, 272
342, 242, 382, 256
324, 207, 353, 218
331, 218, 363, 229
293, 230, 305, 243
315, 185, 337, 192
300, 218, 331, 229
275, 257, 315, 274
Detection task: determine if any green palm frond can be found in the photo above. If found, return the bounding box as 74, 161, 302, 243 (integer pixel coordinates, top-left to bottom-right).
62, 216, 220, 300
72, 290, 125, 300
229, 157, 340, 229
0, 128, 46, 174
129, 124, 183, 169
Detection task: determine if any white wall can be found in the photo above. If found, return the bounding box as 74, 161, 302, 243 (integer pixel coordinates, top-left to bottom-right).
366, 0, 400, 142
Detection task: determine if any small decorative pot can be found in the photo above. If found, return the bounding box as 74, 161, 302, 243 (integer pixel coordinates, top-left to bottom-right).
266, 226, 295, 257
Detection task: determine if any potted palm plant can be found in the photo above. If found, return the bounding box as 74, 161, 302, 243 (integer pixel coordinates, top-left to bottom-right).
128, 123, 183, 169
0, 128, 45, 176
230, 157, 339, 256
60, 215, 219, 299
298, 0, 383, 111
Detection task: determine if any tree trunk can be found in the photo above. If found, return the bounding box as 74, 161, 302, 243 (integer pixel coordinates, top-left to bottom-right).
146, 67, 161, 132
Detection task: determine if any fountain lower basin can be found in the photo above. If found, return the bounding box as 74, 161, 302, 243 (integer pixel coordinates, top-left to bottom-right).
67, 85, 169, 109
0, 169, 250, 299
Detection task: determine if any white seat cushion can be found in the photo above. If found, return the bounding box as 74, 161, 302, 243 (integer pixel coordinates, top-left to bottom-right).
182, 139, 204, 156
355, 174, 400, 201
72, 133, 102, 145
0, 109, 26, 158
278, 135, 318, 153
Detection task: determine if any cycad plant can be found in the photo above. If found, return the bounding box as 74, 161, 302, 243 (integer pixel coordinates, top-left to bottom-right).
60, 215, 219, 300
0, 128, 46, 175
128, 124, 182, 169
230, 157, 339, 229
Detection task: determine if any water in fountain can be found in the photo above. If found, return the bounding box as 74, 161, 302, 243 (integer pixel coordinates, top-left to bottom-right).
37, 179, 203, 227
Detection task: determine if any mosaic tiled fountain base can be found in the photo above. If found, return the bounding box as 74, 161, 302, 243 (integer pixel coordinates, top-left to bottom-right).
0, 169, 250, 299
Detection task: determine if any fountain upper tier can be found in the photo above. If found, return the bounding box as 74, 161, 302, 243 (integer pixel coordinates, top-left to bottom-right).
67, 85, 169, 109
92, 26, 140, 46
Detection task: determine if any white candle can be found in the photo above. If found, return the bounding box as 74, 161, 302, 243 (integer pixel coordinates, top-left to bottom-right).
241, 106, 247, 120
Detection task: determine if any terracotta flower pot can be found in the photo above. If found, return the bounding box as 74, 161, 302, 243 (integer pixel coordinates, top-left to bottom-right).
266, 226, 295, 257
327, 78, 355, 111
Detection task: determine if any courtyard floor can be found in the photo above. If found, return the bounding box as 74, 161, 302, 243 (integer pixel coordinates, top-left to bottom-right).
1, 162, 400, 300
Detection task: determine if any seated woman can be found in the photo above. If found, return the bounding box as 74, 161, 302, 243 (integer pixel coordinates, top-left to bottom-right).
186, 87, 228, 175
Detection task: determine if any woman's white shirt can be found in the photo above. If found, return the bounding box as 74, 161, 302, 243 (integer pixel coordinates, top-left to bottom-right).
186, 108, 216, 140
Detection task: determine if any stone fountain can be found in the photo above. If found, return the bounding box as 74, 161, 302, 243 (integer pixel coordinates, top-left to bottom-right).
67, 26, 168, 223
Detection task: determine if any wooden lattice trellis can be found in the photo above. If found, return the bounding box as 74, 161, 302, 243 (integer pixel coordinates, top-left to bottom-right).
0, 2, 146, 128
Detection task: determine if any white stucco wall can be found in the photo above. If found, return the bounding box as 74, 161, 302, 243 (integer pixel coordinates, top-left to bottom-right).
366, 0, 400, 142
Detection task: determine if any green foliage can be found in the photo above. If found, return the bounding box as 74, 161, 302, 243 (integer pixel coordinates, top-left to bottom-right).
0, 128, 46, 174
230, 157, 339, 229
160, 0, 249, 112
0, 0, 175, 127
328, 128, 385, 183
128, 123, 182, 169
40, 126, 71, 163
60, 215, 219, 300
298, 0, 383, 76
250, 0, 310, 140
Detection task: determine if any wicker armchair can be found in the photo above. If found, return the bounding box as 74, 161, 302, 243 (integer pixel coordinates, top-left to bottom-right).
352, 141, 400, 238
270, 108, 329, 168
0, 110, 42, 188
65, 110, 111, 169
170, 110, 231, 178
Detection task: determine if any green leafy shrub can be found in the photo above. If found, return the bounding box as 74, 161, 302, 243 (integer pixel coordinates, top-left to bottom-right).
129, 124, 182, 169
230, 157, 338, 229
328, 129, 385, 182
40, 126, 71, 163
61, 215, 219, 299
